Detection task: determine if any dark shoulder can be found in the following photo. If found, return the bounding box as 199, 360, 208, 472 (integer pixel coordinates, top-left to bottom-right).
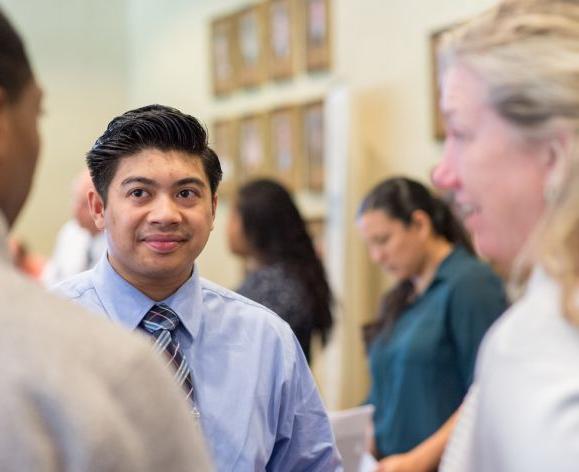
238, 264, 303, 299
201, 275, 292, 326
444, 248, 502, 289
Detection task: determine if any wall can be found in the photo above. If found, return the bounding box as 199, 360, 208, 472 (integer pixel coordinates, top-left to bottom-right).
1, 0, 129, 255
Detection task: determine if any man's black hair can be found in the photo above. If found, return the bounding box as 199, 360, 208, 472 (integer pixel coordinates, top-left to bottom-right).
86, 104, 222, 202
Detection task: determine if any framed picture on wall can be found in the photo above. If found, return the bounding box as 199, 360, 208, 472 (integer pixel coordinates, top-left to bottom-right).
211, 15, 237, 96
212, 120, 238, 199
266, 0, 295, 80
304, 0, 331, 71
430, 28, 445, 140
269, 106, 301, 190
238, 114, 270, 181
301, 100, 325, 192
235, 5, 267, 87
430, 24, 458, 140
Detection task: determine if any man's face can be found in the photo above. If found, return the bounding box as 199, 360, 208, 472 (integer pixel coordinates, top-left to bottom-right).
88, 148, 217, 296
432, 64, 552, 273
0, 79, 42, 227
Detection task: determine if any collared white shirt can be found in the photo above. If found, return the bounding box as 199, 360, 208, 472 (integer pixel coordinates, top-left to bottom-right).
441, 268, 579, 472
42, 219, 106, 286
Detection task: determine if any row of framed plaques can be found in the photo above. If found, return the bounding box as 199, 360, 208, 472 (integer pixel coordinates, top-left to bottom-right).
430, 27, 446, 140
212, 100, 325, 198
211, 0, 331, 96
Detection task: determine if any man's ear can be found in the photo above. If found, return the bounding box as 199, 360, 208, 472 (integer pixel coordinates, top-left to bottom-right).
88, 189, 106, 230
211, 193, 218, 230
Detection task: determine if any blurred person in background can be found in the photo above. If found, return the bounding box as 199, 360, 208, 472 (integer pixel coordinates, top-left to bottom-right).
43, 168, 105, 285
357, 177, 506, 472
432, 1, 579, 470
8, 236, 45, 279
228, 178, 333, 363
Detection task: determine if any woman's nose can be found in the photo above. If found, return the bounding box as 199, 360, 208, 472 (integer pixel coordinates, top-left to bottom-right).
431, 153, 459, 190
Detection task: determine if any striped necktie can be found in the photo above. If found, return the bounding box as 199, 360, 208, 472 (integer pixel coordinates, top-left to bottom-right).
139, 303, 200, 418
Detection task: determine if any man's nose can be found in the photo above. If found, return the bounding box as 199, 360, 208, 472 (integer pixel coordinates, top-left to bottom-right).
149, 195, 182, 225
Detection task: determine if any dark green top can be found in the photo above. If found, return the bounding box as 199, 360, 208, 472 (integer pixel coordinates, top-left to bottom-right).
368, 246, 507, 458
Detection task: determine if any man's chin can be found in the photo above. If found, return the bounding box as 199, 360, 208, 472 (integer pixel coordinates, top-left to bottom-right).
140, 264, 192, 279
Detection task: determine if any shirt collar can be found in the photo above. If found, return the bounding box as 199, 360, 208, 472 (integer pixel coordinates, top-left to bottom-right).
91, 253, 203, 340
0, 212, 11, 265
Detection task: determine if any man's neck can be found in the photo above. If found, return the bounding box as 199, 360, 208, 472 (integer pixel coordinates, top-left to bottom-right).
133, 278, 188, 301
107, 254, 193, 301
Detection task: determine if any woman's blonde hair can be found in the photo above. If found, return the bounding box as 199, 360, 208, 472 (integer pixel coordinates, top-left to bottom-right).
439, 0, 579, 324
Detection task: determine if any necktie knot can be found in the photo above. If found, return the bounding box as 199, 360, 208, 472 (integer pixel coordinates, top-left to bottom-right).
141, 303, 180, 334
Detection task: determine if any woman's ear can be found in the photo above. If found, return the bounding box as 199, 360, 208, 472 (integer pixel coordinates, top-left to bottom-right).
411, 209, 433, 238
543, 133, 573, 204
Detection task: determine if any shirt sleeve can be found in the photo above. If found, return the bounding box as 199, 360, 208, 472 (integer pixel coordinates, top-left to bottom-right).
266, 335, 342, 471
447, 269, 508, 388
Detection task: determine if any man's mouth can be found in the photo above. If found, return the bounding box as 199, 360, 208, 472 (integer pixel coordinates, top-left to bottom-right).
141, 235, 188, 253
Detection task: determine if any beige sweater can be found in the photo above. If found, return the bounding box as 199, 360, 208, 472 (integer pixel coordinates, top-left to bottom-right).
0, 216, 212, 471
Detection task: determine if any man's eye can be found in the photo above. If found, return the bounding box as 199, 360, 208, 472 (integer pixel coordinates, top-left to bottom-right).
129, 189, 147, 198
178, 189, 197, 198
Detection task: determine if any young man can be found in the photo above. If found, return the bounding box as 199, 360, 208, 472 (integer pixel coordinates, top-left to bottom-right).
55, 104, 342, 471
0, 8, 212, 471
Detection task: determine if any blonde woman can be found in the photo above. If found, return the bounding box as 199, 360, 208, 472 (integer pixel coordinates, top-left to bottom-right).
433, 1, 579, 470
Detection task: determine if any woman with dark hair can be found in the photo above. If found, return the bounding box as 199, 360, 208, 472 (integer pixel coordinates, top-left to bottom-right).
228, 178, 333, 363
357, 177, 506, 472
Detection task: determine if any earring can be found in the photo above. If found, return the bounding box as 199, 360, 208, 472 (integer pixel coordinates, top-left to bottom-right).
543, 140, 568, 205
543, 182, 559, 204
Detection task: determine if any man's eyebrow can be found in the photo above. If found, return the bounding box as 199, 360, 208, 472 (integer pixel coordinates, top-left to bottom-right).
119, 176, 208, 188
175, 177, 207, 188
120, 177, 157, 187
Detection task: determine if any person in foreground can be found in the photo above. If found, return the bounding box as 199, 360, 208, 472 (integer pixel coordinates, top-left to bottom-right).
0, 7, 212, 471
357, 177, 506, 472
228, 178, 334, 363
432, 1, 579, 470
54, 105, 341, 471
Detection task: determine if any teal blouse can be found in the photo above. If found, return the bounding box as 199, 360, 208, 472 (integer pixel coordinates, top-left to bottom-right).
368, 246, 507, 458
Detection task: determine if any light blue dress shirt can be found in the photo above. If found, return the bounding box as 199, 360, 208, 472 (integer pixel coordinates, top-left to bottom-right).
54, 255, 342, 472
